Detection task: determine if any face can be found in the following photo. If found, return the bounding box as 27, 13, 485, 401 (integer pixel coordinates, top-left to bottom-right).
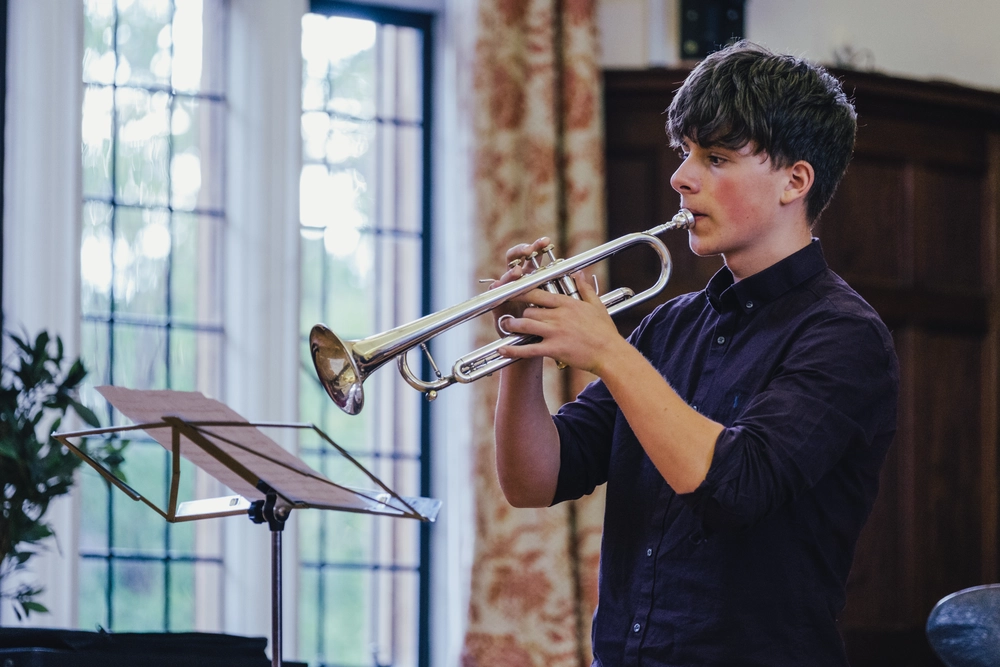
669, 139, 795, 274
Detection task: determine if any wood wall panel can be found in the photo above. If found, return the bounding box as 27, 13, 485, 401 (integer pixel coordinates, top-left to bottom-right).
914, 333, 984, 619
852, 116, 988, 169
913, 167, 983, 291
604, 68, 1000, 667
819, 159, 910, 286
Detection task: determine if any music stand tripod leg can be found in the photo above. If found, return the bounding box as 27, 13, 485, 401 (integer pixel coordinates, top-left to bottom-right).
249, 483, 290, 667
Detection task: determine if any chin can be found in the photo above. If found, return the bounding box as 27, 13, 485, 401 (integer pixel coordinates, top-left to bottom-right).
688, 236, 721, 258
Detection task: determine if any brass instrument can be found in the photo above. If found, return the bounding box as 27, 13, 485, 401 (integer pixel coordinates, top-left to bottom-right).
310, 209, 695, 415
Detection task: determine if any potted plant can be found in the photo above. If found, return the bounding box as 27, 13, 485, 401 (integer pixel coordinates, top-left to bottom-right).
0, 330, 123, 620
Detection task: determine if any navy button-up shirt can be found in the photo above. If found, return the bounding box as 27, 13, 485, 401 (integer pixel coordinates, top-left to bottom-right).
552, 241, 898, 666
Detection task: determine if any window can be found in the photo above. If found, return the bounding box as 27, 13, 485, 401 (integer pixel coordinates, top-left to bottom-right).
77, 0, 228, 632
298, 3, 432, 666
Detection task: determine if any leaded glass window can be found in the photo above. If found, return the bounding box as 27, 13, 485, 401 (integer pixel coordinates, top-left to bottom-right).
78, 0, 228, 632
298, 4, 432, 666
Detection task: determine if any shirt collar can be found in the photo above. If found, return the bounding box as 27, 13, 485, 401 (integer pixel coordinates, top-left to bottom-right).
705, 239, 828, 314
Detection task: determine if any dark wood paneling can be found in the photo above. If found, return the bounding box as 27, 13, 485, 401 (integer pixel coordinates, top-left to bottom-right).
604, 67, 1000, 667
819, 159, 910, 286
915, 333, 984, 615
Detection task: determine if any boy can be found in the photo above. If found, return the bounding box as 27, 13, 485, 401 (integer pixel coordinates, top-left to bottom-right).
490, 41, 899, 665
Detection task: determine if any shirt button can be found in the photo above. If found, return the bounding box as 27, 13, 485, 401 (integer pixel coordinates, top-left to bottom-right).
646, 548, 652, 557
746, 300, 754, 309
633, 623, 641, 633
716, 335, 726, 344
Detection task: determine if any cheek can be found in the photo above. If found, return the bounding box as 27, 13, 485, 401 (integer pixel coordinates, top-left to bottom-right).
715, 175, 769, 224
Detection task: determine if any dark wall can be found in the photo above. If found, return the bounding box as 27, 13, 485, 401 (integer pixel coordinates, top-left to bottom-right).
604, 68, 1000, 667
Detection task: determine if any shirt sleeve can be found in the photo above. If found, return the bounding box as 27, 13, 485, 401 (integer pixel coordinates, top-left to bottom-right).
680, 309, 899, 532
549, 307, 664, 505
550, 376, 617, 504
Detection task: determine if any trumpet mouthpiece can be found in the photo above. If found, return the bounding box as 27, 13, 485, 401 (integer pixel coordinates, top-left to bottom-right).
671, 209, 695, 230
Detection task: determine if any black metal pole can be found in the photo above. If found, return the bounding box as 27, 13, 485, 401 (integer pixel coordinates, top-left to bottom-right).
271, 529, 282, 667
249, 484, 287, 667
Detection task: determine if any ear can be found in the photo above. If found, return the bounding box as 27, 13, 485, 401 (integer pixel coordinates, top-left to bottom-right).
780, 160, 814, 206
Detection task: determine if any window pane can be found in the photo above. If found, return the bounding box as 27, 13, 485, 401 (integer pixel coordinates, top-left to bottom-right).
171, 98, 225, 212
83, 85, 114, 199
115, 0, 173, 88
113, 207, 170, 317
112, 559, 166, 631
169, 328, 222, 395
375, 571, 420, 666
82, 201, 114, 315
322, 568, 372, 664
78, 464, 110, 552
171, 212, 223, 325
116, 88, 171, 206
173, 0, 227, 96
78, 557, 110, 626
112, 444, 168, 550
380, 25, 423, 124
378, 123, 423, 234
112, 323, 168, 393
80, 322, 110, 407
83, 0, 116, 85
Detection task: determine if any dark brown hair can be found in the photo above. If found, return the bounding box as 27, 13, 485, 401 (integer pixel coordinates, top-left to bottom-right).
667, 41, 857, 222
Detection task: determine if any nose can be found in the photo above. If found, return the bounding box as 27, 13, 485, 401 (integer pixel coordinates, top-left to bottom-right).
670, 156, 698, 194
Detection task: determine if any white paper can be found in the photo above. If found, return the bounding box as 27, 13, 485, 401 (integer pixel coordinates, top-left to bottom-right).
97, 386, 375, 511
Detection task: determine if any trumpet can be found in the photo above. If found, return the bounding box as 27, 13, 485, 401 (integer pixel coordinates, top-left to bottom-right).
310, 209, 695, 415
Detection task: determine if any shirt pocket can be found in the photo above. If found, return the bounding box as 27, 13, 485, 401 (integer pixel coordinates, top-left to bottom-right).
713, 385, 753, 427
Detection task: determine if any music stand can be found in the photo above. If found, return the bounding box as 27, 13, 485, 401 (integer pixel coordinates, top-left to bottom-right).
53, 387, 441, 667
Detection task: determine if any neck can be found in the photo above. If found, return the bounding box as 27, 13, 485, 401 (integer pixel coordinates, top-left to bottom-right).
726, 221, 813, 282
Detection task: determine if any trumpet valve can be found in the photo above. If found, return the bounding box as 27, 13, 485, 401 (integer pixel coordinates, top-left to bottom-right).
528, 250, 542, 270
542, 244, 557, 265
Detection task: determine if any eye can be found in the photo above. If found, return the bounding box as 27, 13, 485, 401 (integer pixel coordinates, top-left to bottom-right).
708, 154, 725, 166
676, 149, 689, 160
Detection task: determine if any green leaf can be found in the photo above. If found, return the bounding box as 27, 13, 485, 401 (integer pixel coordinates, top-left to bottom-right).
22, 601, 48, 614
69, 399, 101, 428
32, 331, 50, 358
19, 522, 53, 543
63, 359, 88, 389
0, 440, 19, 459
9, 331, 32, 356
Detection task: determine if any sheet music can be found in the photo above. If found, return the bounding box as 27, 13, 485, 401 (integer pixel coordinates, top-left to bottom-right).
97, 386, 374, 511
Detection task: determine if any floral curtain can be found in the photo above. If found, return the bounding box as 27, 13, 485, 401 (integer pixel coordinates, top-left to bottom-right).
462, 1, 606, 665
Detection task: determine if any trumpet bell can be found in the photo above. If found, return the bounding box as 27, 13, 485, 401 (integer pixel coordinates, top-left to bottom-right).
310, 324, 365, 415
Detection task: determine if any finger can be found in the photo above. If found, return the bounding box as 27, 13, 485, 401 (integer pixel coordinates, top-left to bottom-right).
498, 315, 553, 338
574, 271, 603, 305
507, 288, 564, 309
505, 237, 552, 267
490, 263, 526, 290
498, 341, 546, 360
505, 237, 550, 264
